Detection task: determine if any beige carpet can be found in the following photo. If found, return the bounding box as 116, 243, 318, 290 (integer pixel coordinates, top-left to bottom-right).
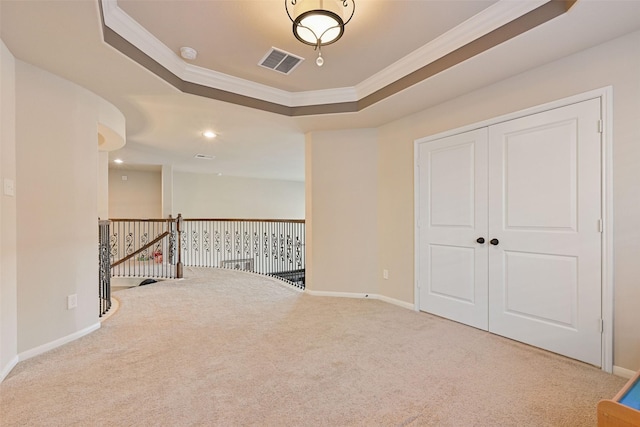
0, 267, 626, 426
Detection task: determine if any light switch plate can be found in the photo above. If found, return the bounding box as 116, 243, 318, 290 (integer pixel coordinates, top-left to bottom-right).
3, 179, 15, 197
67, 294, 77, 310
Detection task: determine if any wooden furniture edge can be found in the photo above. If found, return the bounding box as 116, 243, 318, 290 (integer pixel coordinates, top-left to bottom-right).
598, 370, 640, 426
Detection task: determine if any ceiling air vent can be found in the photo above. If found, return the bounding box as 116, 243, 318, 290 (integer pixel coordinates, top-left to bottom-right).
259, 48, 304, 75
194, 154, 215, 160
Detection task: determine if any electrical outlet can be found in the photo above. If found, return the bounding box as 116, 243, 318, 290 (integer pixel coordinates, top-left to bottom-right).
383, 269, 389, 280
67, 294, 77, 310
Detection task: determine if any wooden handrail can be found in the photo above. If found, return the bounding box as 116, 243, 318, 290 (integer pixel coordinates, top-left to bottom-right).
182, 218, 305, 223
111, 231, 169, 268
109, 218, 175, 222
109, 218, 304, 224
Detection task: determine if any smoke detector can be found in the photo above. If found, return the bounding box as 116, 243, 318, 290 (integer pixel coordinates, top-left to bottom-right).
180, 47, 197, 60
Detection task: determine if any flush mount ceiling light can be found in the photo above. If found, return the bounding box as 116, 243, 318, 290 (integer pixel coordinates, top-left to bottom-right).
285, 0, 355, 67
114, 158, 124, 164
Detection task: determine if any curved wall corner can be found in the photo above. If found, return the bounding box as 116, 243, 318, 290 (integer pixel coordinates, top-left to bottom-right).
1, 39, 19, 382
15, 60, 118, 357
97, 98, 125, 152
97, 99, 125, 219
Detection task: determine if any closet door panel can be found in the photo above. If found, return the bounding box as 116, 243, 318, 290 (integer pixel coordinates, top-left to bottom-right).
487, 99, 602, 366
417, 129, 489, 330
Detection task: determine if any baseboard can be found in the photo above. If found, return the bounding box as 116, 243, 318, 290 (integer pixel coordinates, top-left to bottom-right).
305, 290, 414, 310
305, 290, 367, 299
0, 355, 19, 383
18, 322, 101, 362
613, 365, 637, 379
374, 294, 415, 310
99, 296, 120, 322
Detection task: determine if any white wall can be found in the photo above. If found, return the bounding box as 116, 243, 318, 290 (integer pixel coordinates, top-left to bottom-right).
173, 172, 304, 219
15, 60, 111, 354
0, 40, 18, 380
109, 168, 162, 218
97, 101, 125, 221
374, 31, 640, 371
161, 165, 173, 218
305, 129, 378, 294
97, 152, 109, 220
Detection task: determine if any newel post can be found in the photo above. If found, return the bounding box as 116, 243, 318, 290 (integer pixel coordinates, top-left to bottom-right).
176, 213, 184, 278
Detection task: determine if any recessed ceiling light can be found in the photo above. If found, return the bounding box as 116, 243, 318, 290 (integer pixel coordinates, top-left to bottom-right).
203, 130, 217, 139
114, 159, 124, 164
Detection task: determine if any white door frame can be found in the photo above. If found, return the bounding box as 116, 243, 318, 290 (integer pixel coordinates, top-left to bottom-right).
413, 87, 614, 373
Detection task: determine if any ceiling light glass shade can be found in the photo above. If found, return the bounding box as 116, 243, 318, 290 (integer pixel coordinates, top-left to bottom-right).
295, 10, 342, 46
286, 0, 355, 47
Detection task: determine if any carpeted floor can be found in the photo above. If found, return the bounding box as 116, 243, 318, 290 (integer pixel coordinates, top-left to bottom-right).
0, 267, 626, 426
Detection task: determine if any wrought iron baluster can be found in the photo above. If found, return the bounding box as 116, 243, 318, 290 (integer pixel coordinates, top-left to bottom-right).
107, 218, 304, 288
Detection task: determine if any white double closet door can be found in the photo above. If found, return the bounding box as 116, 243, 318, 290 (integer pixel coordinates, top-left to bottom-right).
417, 99, 602, 366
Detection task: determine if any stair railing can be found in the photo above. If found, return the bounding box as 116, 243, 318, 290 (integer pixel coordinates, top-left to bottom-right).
109, 216, 180, 280
180, 218, 305, 288
103, 215, 305, 290
98, 220, 111, 317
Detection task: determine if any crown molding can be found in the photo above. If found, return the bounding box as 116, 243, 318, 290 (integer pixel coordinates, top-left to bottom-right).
290, 86, 358, 106
102, 0, 362, 107
354, 0, 549, 99
100, 0, 559, 111
181, 63, 358, 106
102, 0, 186, 78
181, 64, 292, 106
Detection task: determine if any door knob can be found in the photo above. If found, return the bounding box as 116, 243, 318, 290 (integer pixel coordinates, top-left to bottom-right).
490, 238, 499, 245
476, 237, 485, 244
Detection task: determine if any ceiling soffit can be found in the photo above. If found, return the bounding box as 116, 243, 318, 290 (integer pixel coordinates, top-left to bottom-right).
100, 0, 576, 117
